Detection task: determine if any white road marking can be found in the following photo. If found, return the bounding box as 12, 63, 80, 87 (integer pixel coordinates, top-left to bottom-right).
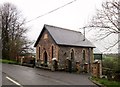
6, 76, 23, 87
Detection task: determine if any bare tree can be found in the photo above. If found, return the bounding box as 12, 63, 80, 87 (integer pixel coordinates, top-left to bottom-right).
84, 0, 120, 74
86, 0, 120, 52
0, 3, 33, 60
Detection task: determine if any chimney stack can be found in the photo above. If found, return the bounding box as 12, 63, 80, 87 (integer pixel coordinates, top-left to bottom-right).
83, 27, 85, 41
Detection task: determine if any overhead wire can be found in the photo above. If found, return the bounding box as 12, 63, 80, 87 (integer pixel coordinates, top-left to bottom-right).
26, 0, 77, 23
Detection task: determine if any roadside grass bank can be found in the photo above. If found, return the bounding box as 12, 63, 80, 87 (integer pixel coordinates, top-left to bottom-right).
90, 76, 120, 87
0, 59, 20, 64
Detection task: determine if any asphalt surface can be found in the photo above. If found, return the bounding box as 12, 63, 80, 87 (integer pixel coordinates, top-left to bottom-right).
2, 63, 97, 86
2, 72, 16, 85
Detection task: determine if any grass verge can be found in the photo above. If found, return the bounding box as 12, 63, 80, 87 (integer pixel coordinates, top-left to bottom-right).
91, 76, 120, 87
0, 59, 19, 64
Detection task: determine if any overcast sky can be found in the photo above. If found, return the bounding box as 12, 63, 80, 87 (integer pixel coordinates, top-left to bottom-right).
0, 0, 118, 53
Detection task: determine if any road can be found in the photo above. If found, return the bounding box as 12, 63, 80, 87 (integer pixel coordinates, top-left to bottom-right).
2, 63, 97, 86
2, 72, 17, 85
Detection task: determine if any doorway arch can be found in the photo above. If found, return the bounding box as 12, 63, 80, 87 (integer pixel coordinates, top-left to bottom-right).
43, 51, 48, 65
53, 60, 58, 71
69, 49, 75, 72
65, 59, 72, 73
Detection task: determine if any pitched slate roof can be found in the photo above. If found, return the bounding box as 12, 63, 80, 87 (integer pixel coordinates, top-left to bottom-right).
34, 24, 95, 48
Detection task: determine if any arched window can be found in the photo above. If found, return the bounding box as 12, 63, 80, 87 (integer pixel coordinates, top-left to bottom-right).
82, 50, 86, 61
51, 46, 54, 58
71, 49, 74, 61
39, 47, 40, 59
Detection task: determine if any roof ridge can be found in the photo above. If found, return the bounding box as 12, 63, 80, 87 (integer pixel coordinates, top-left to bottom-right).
44, 24, 81, 33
